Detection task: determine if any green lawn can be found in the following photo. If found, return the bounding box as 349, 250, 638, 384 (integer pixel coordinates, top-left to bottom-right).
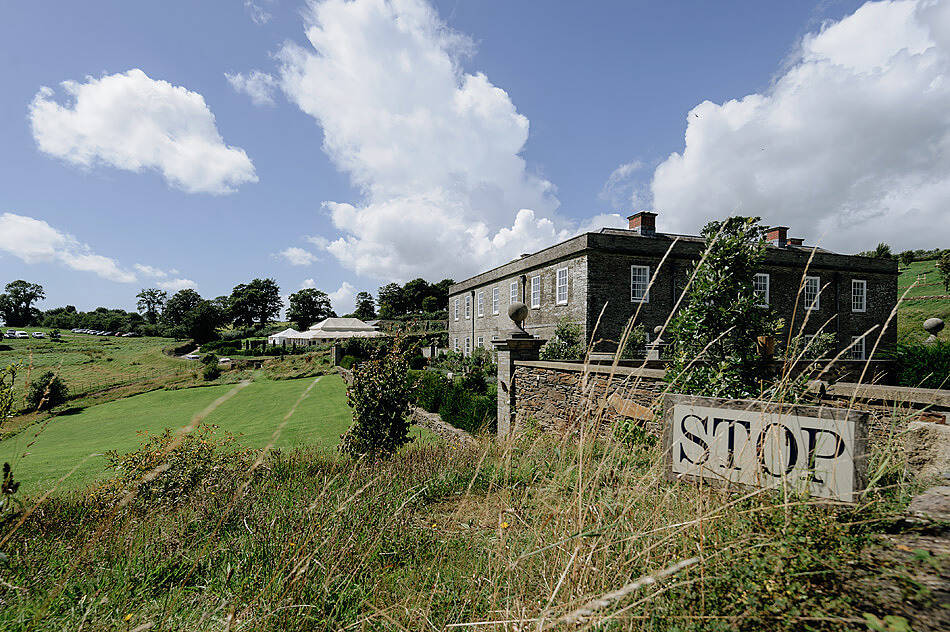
897, 259, 950, 342
0, 373, 429, 494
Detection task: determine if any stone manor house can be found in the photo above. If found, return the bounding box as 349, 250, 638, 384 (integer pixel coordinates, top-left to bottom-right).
448, 212, 898, 360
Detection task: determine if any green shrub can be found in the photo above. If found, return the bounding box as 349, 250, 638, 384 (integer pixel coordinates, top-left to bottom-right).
665, 216, 779, 398
202, 363, 221, 381
339, 338, 413, 458
97, 423, 251, 507
539, 318, 584, 360
26, 371, 69, 411
891, 341, 950, 389
201, 352, 218, 365
339, 355, 358, 370
412, 370, 447, 413
619, 323, 648, 359
783, 331, 836, 360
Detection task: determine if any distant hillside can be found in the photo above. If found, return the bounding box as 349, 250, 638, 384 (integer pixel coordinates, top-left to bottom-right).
897, 259, 950, 343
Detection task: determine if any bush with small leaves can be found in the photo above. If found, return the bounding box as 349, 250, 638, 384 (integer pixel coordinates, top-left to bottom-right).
339, 337, 413, 458
202, 363, 221, 381
26, 371, 68, 411
539, 319, 584, 360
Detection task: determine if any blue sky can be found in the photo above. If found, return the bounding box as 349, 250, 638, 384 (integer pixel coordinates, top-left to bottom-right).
2, 0, 948, 315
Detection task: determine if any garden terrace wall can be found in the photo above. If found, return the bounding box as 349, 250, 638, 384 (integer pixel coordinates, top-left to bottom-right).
510, 360, 945, 448
512, 361, 666, 436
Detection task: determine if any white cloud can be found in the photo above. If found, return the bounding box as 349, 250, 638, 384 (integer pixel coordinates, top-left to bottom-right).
300, 278, 316, 289
600, 161, 651, 211
30, 69, 257, 194
277, 0, 593, 281
245, 0, 273, 25
134, 264, 168, 278
329, 281, 356, 314
277, 246, 319, 266
648, 0, 950, 252
156, 278, 198, 292
225, 70, 279, 106
0, 213, 135, 282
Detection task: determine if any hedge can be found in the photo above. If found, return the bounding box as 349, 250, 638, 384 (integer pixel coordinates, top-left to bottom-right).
890, 341, 950, 389
410, 370, 496, 434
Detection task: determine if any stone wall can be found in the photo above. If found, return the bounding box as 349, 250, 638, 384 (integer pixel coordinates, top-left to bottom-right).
511, 361, 666, 436
509, 360, 949, 449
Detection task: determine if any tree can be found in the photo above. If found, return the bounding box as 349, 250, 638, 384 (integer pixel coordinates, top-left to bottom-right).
664, 216, 778, 399
0, 281, 45, 327
229, 278, 282, 327
937, 252, 950, 292
377, 283, 405, 319
431, 279, 454, 311
421, 296, 439, 313
163, 289, 203, 328
287, 288, 336, 330
339, 337, 413, 458
874, 243, 893, 259
402, 278, 431, 313
354, 291, 376, 320
136, 288, 167, 324
899, 250, 915, 269
162, 289, 224, 342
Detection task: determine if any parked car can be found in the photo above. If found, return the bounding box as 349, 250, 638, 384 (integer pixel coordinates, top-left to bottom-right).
184, 353, 201, 360
31, 332, 45, 338
4, 330, 15, 339
218, 357, 231, 364
15, 331, 29, 339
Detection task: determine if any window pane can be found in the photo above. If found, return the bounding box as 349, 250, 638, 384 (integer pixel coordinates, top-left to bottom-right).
631, 266, 650, 302
556, 267, 568, 304
754, 273, 769, 306
852, 280, 866, 312
804, 277, 820, 310
531, 275, 541, 308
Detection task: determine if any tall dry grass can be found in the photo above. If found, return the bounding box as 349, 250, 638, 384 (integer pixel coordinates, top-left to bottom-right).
0, 244, 922, 630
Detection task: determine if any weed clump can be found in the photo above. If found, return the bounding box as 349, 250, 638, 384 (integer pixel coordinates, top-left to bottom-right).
96, 422, 253, 508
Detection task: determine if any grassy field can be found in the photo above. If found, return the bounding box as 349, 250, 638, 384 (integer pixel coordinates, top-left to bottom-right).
0, 373, 425, 494
0, 331, 188, 401
897, 259, 950, 342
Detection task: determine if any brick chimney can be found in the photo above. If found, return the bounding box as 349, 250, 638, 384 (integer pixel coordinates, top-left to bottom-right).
766, 226, 788, 247
627, 211, 657, 236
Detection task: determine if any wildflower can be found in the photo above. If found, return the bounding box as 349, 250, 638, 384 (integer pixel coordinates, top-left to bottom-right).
124, 614, 133, 621
501, 521, 510, 529
431, 523, 437, 528
289, 542, 295, 546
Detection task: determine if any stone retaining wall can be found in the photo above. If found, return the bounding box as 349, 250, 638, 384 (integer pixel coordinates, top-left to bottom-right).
510, 361, 950, 448
512, 361, 667, 436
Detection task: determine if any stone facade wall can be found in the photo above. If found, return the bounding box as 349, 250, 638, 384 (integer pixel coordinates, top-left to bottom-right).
450, 228, 898, 360
511, 361, 666, 437
583, 232, 897, 356
449, 254, 588, 352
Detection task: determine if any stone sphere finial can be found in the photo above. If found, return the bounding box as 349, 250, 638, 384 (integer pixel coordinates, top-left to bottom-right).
508, 301, 528, 333
924, 318, 945, 336
924, 317, 944, 345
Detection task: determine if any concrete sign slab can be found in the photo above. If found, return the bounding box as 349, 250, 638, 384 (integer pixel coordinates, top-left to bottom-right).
662, 394, 869, 503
